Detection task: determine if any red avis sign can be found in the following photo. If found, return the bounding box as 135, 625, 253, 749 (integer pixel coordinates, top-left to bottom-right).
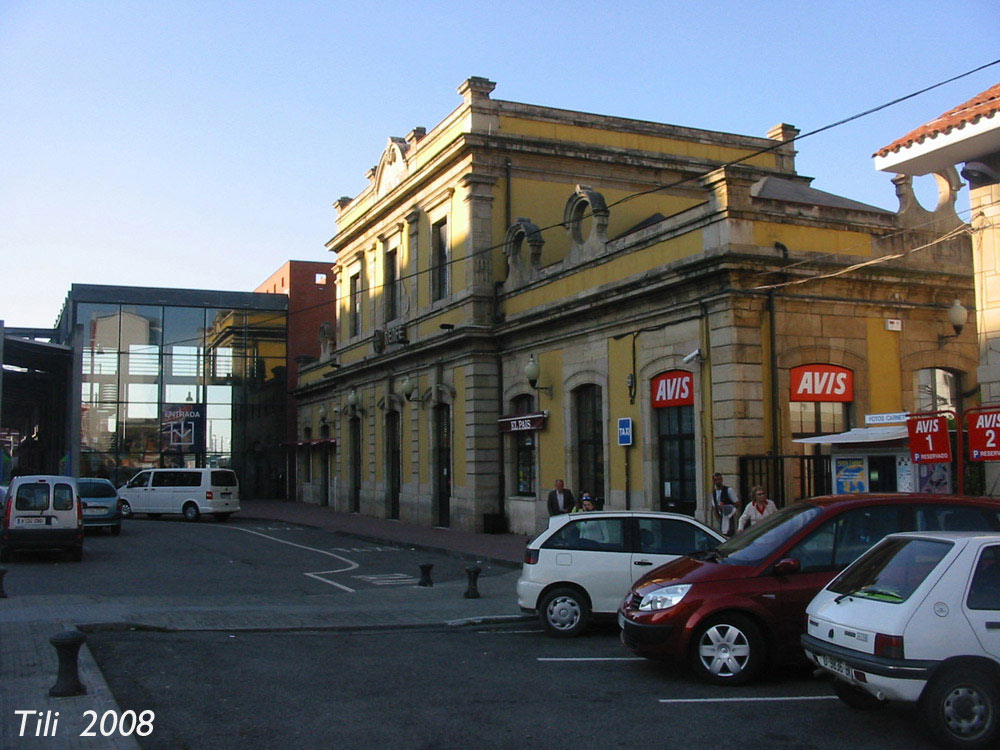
907, 416, 952, 464
651, 370, 694, 408
966, 410, 1000, 461
790, 364, 854, 402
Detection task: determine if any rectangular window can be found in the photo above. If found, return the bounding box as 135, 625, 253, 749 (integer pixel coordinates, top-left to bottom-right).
513, 395, 536, 496
350, 273, 361, 337
431, 218, 449, 302
657, 405, 696, 515
385, 249, 398, 321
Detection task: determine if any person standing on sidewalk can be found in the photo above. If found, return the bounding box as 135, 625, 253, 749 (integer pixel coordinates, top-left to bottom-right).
547, 479, 575, 515
737, 485, 777, 532
710, 472, 741, 537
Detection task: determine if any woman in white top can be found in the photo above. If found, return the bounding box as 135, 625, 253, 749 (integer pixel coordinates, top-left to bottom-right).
737, 485, 778, 531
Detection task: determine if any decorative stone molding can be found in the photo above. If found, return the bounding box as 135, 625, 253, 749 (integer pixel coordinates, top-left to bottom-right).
563, 185, 609, 264
503, 218, 544, 286
374, 138, 410, 198
891, 167, 964, 232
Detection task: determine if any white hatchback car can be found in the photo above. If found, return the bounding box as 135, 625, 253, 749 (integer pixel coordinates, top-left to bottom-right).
803, 531, 1000, 749
517, 511, 724, 637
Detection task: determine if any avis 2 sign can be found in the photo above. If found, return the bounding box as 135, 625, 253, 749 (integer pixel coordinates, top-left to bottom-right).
907, 416, 951, 464
967, 410, 1000, 461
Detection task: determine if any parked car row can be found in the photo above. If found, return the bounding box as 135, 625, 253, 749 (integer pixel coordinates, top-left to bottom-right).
0, 468, 240, 562
518, 493, 1000, 749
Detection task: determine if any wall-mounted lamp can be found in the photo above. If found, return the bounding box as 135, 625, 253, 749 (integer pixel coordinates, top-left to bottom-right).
939, 299, 968, 343
347, 389, 359, 408
317, 405, 328, 423
439, 323, 455, 331
525, 355, 553, 396
400, 375, 418, 402
626, 373, 636, 403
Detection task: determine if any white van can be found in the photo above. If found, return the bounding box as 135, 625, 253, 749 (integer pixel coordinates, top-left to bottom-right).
0, 475, 84, 561
118, 468, 240, 522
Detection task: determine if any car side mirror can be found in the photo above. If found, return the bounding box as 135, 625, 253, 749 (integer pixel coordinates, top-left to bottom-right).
773, 558, 801, 575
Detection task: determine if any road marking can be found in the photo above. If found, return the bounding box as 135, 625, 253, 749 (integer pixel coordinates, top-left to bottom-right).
353, 574, 419, 586
221, 526, 360, 592
304, 571, 356, 592
538, 657, 645, 662
658, 696, 837, 704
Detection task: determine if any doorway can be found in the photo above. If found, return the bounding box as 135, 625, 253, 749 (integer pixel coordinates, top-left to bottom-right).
386, 411, 400, 520
349, 417, 361, 513
434, 404, 451, 527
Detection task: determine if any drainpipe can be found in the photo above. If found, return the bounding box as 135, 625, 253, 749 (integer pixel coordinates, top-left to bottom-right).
767, 290, 780, 455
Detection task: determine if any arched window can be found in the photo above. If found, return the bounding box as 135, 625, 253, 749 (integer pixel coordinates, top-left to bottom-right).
914, 368, 961, 413
574, 385, 604, 500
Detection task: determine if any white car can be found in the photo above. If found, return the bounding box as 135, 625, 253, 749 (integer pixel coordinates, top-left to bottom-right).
803, 531, 1000, 749
517, 511, 724, 637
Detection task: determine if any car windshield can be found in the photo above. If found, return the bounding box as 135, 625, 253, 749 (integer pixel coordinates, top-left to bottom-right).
713, 502, 823, 566
828, 537, 952, 603
78, 481, 117, 498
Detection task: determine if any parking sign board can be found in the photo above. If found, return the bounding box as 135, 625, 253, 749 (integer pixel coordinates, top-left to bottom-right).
907, 415, 951, 463
967, 409, 1000, 461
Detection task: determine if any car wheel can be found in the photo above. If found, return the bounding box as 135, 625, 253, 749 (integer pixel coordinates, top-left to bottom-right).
183, 503, 200, 522
834, 680, 886, 711
690, 613, 765, 685
538, 587, 590, 637
120, 501, 132, 519
921, 665, 1000, 749
110, 524, 122, 537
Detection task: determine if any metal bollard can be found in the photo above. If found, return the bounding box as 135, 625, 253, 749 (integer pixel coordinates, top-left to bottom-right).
49, 630, 87, 697
418, 563, 434, 587
0, 567, 7, 598
463, 565, 482, 599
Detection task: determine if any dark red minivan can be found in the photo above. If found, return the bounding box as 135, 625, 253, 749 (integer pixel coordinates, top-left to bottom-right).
618, 493, 1000, 685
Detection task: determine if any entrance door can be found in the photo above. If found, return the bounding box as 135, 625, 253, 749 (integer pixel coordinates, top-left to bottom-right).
349, 417, 361, 513
320, 426, 330, 507
386, 411, 400, 520
434, 404, 451, 527
868, 455, 897, 492
657, 405, 696, 515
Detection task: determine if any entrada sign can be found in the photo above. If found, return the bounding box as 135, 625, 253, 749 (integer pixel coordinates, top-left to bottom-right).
789, 364, 853, 402
651, 370, 693, 408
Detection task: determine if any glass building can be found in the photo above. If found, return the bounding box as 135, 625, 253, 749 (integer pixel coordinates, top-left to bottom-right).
56, 284, 288, 499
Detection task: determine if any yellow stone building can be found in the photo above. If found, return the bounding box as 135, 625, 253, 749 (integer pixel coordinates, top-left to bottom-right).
294, 78, 976, 534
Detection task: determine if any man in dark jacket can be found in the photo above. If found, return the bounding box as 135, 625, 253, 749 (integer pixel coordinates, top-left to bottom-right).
547, 479, 575, 515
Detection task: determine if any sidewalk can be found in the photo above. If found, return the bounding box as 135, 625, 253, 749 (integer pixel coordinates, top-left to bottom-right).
0, 501, 535, 749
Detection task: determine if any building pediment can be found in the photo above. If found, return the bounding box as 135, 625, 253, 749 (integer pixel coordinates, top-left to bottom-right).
374, 137, 410, 198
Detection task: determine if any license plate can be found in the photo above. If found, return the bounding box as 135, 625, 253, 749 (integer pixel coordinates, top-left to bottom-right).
221, 492, 232, 498
16, 517, 47, 526
83, 508, 106, 516
819, 654, 853, 679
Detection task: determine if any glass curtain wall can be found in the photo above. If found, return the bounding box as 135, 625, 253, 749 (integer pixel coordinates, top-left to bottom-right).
77, 302, 286, 495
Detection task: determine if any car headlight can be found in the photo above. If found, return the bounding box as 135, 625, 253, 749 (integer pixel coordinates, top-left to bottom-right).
638, 584, 692, 611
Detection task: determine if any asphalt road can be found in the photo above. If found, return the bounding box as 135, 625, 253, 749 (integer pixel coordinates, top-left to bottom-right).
86, 624, 939, 750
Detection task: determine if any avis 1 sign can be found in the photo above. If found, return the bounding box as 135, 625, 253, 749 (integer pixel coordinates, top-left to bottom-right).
967, 410, 1000, 461
907, 416, 951, 464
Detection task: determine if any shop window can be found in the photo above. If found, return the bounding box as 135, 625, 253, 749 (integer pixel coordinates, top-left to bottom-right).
574, 385, 604, 499
512, 395, 536, 496
431, 218, 449, 302
915, 368, 960, 413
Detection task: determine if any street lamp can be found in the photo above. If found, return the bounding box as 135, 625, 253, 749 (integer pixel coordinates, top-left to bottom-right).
524, 355, 552, 396
939, 299, 969, 343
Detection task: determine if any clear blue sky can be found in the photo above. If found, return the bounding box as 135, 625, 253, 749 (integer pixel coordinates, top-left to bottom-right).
2, 1, 998, 328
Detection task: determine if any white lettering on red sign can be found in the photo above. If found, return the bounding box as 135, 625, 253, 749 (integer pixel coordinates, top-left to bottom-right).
789, 365, 854, 402
651, 371, 693, 408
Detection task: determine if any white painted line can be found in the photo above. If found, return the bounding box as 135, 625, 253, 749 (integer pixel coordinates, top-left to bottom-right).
220, 525, 361, 592
658, 696, 837, 704
304, 571, 356, 593
538, 657, 646, 662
